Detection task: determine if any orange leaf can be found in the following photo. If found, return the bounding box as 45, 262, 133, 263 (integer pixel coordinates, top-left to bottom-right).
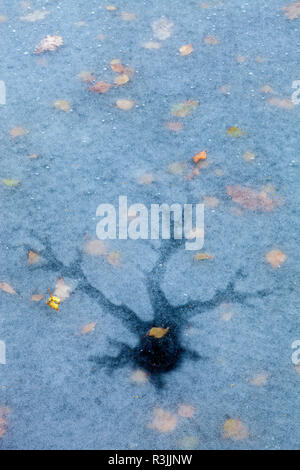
266, 249, 287, 268
192, 150, 207, 163
148, 327, 169, 339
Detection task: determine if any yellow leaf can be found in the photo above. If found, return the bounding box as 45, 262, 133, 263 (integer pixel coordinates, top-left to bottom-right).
227, 126, 245, 137
84, 240, 107, 256
81, 322, 97, 334
222, 419, 249, 441
0, 282, 16, 295
53, 100, 70, 112
179, 44, 193, 56
3, 179, 20, 187
148, 327, 169, 339
27, 250, 40, 265
148, 407, 177, 433
194, 253, 213, 261
116, 99, 135, 110
266, 249, 287, 268
53, 278, 72, 301
114, 74, 130, 86
9, 126, 28, 138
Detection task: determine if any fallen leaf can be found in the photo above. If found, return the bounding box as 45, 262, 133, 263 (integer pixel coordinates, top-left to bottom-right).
106, 5, 117, 11
148, 407, 177, 433
227, 185, 281, 212
53, 278, 72, 301
178, 404, 195, 418
34, 35, 63, 54
282, 2, 300, 19
250, 372, 268, 387
89, 81, 111, 93
194, 253, 214, 261
84, 240, 107, 256
151, 17, 174, 40
164, 122, 183, 132
120, 12, 136, 21
114, 74, 130, 86
110, 59, 126, 73
205, 34, 220, 45
20, 10, 49, 22
204, 196, 219, 208
106, 251, 121, 267
27, 250, 40, 265
0, 15, 7, 22
3, 179, 20, 187
243, 151, 256, 162
131, 369, 149, 384
31, 294, 44, 302
148, 327, 169, 339
168, 162, 186, 175
222, 419, 249, 441
9, 126, 28, 138
116, 99, 135, 110
266, 249, 287, 268
142, 41, 161, 49
192, 150, 207, 163
179, 44, 193, 56
81, 322, 97, 335
171, 100, 198, 117
78, 71, 96, 83
0, 282, 16, 295
53, 100, 70, 112
268, 97, 294, 109
28, 153, 38, 159
227, 126, 245, 137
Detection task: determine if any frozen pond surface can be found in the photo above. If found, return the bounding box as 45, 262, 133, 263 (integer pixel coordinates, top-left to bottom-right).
0, 0, 299, 449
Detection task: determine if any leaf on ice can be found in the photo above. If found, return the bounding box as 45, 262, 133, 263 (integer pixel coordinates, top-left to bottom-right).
3, 179, 20, 187
34, 35, 63, 54
89, 81, 111, 93
31, 294, 44, 302
110, 59, 126, 73
142, 41, 161, 49
164, 122, 183, 132
116, 99, 135, 110
114, 74, 130, 86
53, 100, 70, 112
227, 185, 282, 212
148, 407, 177, 433
227, 126, 245, 137
0, 282, 16, 295
120, 12, 136, 21
282, 2, 300, 19
204, 34, 220, 45
192, 150, 207, 163
179, 44, 193, 56
268, 97, 294, 109
193, 253, 214, 261
148, 327, 169, 339
106, 251, 121, 267
84, 240, 107, 256
250, 372, 269, 387
178, 404, 195, 418
0, 407, 11, 438
222, 419, 249, 441
78, 71, 96, 83
130, 369, 149, 384
171, 100, 198, 117
80, 322, 97, 335
151, 17, 174, 40
9, 126, 28, 138
27, 250, 40, 265
266, 249, 287, 268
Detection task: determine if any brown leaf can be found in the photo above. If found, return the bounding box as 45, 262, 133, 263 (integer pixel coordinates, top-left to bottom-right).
27, 250, 40, 265
192, 150, 207, 163
179, 44, 193, 56
227, 126, 245, 137
227, 185, 281, 212
80, 322, 97, 334
34, 35, 63, 54
222, 419, 249, 441
148, 407, 177, 433
148, 327, 169, 339
0, 282, 16, 295
266, 249, 287, 268
282, 2, 300, 19
89, 81, 111, 93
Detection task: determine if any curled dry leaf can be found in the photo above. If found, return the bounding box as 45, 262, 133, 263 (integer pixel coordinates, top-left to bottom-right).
34, 35, 63, 54
171, 100, 198, 117
84, 240, 107, 256
227, 185, 282, 212
53, 278, 72, 301
194, 253, 213, 261
178, 404, 195, 418
9, 126, 28, 138
27, 250, 40, 265
116, 99, 135, 110
114, 74, 130, 86
204, 35, 220, 45
148, 327, 169, 339
89, 81, 111, 93
266, 249, 287, 268
179, 44, 193, 56
20, 10, 50, 22
0, 282, 16, 295
151, 17, 174, 40
222, 419, 249, 441
268, 97, 294, 109
53, 100, 70, 112
81, 322, 97, 335
149, 407, 177, 433
282, 2, 300, 19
